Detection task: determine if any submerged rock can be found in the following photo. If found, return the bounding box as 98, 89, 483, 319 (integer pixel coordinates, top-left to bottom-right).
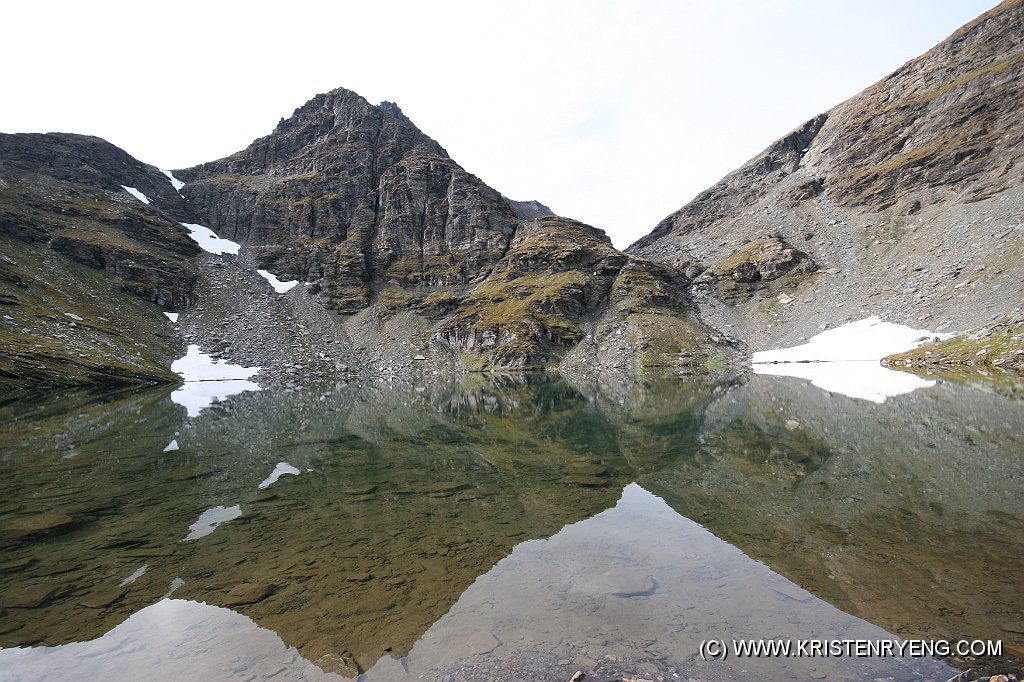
80, 586, 127, 609
2, 513, 76, 539
3, 584, 56, 609
221, 582, 274, 607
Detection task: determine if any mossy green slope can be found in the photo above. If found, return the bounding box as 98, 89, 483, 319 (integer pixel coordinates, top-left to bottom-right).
435, 217, 729, 372
884, 311, 1024, 372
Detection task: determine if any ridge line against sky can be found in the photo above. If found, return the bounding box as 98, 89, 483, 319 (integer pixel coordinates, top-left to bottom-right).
1, 0, 997, 248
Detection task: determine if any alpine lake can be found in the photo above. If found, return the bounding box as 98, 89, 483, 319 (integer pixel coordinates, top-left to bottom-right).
0, 370, 1021, 682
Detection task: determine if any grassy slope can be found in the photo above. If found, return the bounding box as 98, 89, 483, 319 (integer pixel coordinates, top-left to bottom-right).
0, 235, 182, 390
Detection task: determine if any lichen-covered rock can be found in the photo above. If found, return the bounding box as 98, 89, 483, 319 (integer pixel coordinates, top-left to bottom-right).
436, 218, 623, 370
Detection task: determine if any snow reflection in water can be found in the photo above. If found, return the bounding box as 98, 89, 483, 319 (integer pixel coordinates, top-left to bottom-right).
169, 344, 261, 417
182, 505, 242, 541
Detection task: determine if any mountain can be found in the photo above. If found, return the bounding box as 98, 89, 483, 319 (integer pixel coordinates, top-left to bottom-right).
174, 88, 728, 377
178, 90, 516, 313
0, 133, 199, 389
629, 0, 1024, 361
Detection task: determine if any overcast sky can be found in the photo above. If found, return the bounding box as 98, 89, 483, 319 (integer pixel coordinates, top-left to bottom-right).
2, 0, 996, 248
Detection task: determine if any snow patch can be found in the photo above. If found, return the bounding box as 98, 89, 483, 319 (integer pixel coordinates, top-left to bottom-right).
256, 269, 299, 293
163, 439, 179, 452
752, 316, 953, 364
258, 462, 301, 489
180, 223, 241, 255
121, 185, 151, 204
160, 169, 185, 192
164, 312, 179, 323
182, 505, 242, 541
170, 344, 261, 417
64, 312, 83, 321
751, 316, 953, 403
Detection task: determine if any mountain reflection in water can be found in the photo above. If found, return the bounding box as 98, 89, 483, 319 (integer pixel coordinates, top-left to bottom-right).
0, 373, 1020, 680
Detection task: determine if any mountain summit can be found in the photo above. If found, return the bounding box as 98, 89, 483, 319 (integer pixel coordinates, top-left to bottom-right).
179, 87, 518, 312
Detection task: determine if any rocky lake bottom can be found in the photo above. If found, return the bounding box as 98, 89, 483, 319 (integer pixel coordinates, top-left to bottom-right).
0, 372, 1021, 681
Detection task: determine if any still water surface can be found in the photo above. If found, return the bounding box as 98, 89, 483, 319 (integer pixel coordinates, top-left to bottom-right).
0, 374, 1021, 680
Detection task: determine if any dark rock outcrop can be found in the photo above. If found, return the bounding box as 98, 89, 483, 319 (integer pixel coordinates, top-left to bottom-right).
691, 238, 818, 304
436, 217, 625, 369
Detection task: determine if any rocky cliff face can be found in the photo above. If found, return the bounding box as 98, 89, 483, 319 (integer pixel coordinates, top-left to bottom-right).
630, 0, 1024, 353
0, 133, 200, 389
435, 216, 722, 372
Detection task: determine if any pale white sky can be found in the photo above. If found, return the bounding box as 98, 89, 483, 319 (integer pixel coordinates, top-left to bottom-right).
1, 0, 996, 248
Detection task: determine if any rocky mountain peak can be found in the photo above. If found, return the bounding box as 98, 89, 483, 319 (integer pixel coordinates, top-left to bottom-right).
503, 198, 556, 221
378, 99, 417, 127
190, 87, 446, 182
169, 87, 726, 375
508, 216, 613, 251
